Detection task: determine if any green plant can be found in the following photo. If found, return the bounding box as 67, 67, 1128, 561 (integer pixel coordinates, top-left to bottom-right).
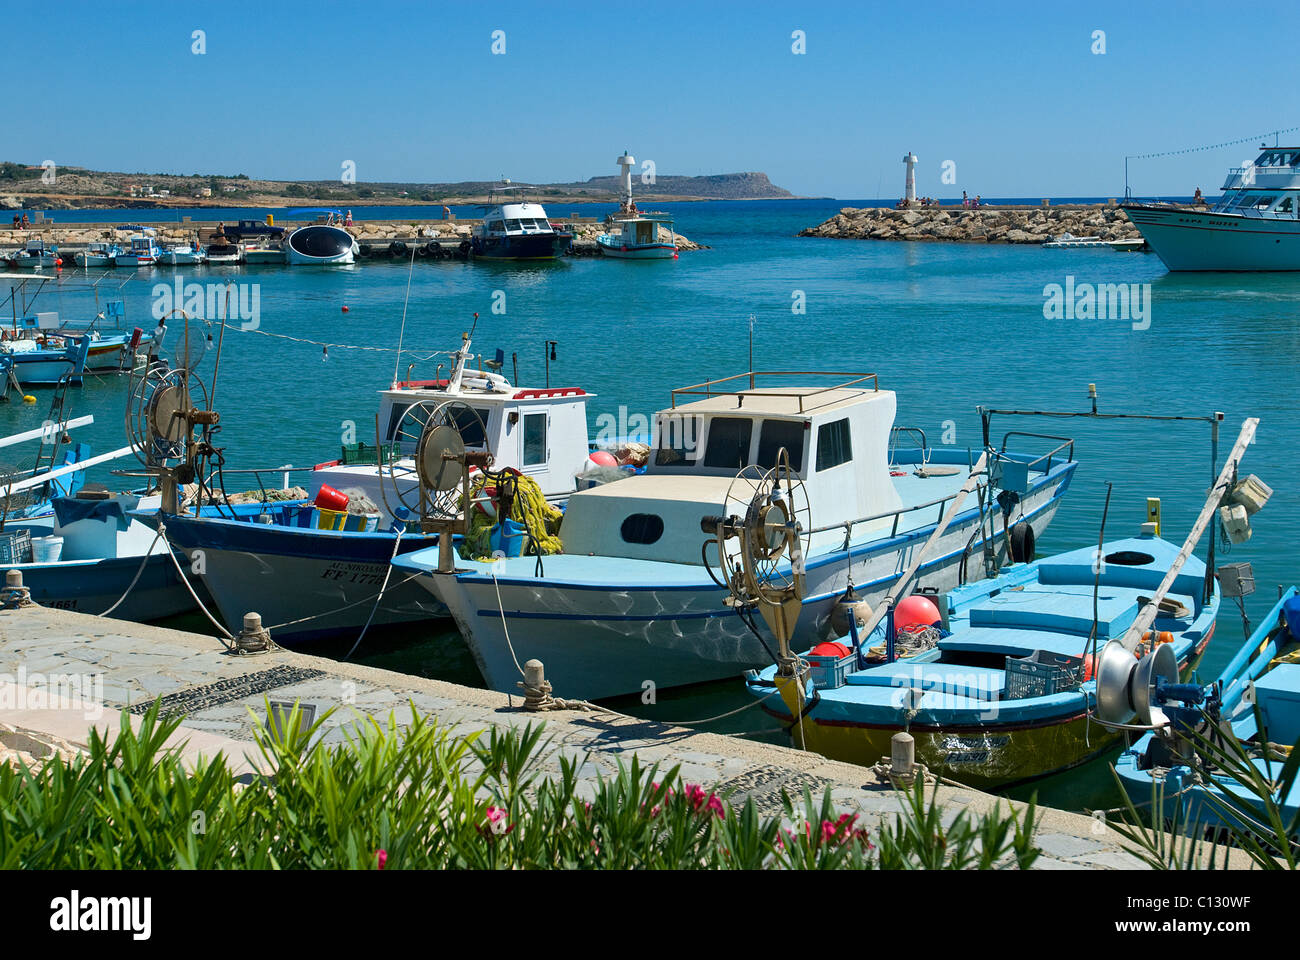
0, 702, 1042, 870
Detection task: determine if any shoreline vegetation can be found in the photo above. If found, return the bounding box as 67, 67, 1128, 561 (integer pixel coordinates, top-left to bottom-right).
0, 161, 794, 210
800, 204, 1143, 245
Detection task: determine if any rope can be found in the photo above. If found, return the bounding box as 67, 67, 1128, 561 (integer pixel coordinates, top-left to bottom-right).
157, 524, 235, 650
96, 526, 163, 618
340, 526, 404, 662
214, 321, 457, 359
265, 571, 424, 631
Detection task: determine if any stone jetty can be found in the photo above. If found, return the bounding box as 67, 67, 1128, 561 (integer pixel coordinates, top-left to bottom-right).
800, 204, 1142, 245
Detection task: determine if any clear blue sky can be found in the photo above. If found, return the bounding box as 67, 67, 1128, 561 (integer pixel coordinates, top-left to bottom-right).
15, 0, 1296, 198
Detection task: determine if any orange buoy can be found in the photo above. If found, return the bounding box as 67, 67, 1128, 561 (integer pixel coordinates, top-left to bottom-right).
895, 595, 941, 630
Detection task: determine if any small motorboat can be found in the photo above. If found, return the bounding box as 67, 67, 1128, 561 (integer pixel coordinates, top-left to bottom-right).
285, 224, 358, 265
0, 335, 90, 386
1042, 232, 1108, 248
8, 238, 61, 269
242, 241, 286, 265
1112, 587, 1300, 840
204, 241, 242, 265
114, 234, 163, 267
74, 242, 121, 268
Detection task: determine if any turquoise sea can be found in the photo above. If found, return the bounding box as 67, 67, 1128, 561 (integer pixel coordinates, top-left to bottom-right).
4, 198, 1297, 811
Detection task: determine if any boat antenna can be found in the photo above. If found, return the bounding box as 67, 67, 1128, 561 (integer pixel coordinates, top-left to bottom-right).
391, 241, 418, 387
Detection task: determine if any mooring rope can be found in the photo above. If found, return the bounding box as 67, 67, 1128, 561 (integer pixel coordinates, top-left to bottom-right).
340, 526, 405, 662
96, 526, 163, 619
156, 524, 236, 650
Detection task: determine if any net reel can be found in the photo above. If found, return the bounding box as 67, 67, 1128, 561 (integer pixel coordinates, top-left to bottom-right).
703, 448, 811, 675
378, 399, 494, 571
123, 314, 221, 514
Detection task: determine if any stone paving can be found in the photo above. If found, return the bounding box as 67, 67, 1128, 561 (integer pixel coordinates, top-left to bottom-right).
0, 605, 1244, 869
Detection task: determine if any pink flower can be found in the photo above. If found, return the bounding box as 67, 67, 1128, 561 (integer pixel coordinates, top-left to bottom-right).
683, 783, 725, 818
375, 849, 387, 870
478, 805, 515, 838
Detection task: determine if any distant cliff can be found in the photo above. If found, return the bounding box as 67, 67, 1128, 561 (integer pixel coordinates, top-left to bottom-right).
0, 161, 795, 209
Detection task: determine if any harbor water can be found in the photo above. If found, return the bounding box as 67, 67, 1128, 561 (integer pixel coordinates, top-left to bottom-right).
4, 197, 1297, 811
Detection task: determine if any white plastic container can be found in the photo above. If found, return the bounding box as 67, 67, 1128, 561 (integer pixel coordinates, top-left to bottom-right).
1219, 503, 1252, 545
30, 536, 64, 563
1230, 474, 1272, 515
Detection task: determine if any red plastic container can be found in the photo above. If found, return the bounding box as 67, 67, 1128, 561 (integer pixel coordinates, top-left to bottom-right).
314, 484, 349, 511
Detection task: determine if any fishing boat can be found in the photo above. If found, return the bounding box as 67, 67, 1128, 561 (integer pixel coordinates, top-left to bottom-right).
471, 203, 571, 260
142, 334, 597, 644
1041, 233, 1106, 249
393, 371, 1076, 700
0, 335, 90, 386
746, 530, 1219, 790
595, 152, 679, 260
161, 241, 205, 265
114, 234, 163, 267
8, 238, 61, 270
1124, 145, 1300, 270
3, 492, 193, 621
74, 242, 121, 268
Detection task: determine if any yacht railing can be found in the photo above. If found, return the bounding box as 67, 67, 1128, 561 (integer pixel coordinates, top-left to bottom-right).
670, 371, 879, 411
996, 432, 1074, 473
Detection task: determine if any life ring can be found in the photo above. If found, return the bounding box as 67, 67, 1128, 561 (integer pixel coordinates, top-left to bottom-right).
1009, 521, 1035, 563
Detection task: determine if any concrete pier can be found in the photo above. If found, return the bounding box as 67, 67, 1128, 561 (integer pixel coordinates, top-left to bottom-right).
0, 604, 1243, 869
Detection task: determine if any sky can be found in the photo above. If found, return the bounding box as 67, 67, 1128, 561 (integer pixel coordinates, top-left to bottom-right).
11, 0, 1298, 199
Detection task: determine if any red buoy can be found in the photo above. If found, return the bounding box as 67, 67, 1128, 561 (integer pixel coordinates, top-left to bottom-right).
341, 305, 350, 313
895, 595, 941, 630
810, 641, 852, 658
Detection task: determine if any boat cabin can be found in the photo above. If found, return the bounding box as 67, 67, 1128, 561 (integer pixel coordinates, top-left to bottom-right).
1217, 147, 1300, 217
476, 203, 559, 238
559, 373, 907, 562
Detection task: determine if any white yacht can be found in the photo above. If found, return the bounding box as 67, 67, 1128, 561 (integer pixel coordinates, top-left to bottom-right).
1124, 145, 1300, 270
471, 202, 571, 260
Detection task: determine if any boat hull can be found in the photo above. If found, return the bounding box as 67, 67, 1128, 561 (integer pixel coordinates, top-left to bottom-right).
153, 511, 447, 643
285, 226, 357, 265
471, 232, 569, 261
402, 462, 1074, 700
597, 241, 678, 260
10, 552, 194, 622
1123, 203, 1300, 271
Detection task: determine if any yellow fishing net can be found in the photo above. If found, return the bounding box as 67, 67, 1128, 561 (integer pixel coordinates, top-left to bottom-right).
462, 470, 564, 560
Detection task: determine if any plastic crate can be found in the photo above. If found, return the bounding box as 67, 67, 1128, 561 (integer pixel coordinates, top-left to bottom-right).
340, 442, 395, 466
0, 530, 33, 565
806, 649, 857, 690
1004, 650, 1084, 699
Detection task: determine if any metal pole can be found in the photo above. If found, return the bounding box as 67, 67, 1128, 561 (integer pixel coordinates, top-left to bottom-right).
1206, 413, 1221, 604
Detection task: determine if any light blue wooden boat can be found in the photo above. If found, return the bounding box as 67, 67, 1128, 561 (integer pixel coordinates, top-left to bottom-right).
1113, 588, 1300, 838
745, 531, 1219, 789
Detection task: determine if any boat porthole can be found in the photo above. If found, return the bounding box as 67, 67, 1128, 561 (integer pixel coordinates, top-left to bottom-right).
1104, 550, 1156, 566
620, 514, 665, 544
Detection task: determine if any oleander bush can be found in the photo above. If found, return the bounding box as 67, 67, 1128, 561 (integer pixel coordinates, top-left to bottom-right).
0, 702, 1040, 870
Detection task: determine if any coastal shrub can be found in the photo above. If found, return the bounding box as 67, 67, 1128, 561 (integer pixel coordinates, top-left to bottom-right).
0, 702, 1040, 870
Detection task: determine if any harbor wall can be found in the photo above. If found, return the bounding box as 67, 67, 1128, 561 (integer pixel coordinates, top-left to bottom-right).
800, 203, 1144, 244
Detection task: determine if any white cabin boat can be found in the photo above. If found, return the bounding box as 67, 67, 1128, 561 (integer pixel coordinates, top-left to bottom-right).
114, 235, 163, 267
471, 203, 571, 260
75, 242, 121, 267
394, 371, 1078, 700
8, 238, 60, 269
1124, 145, 1300, 270
161, 241, 205, 265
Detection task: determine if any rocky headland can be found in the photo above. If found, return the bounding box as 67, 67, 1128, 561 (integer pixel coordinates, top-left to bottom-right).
799, 204, 1142, 244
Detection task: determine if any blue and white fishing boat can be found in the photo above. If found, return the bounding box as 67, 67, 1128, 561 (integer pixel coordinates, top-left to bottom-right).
0, 335, 90, 386
114, 234, 163, 267
1112, 587, 1300, 838
3, 493, 193, 621
144, 335, 596, 644
595, 153, 679, 260
74, 242, 122, 268
746, 531, 1218, 789
161, 241, 206, 266
394, 372, 1076, 700
1124, 145, 1300, 270
7, 238, 61, 270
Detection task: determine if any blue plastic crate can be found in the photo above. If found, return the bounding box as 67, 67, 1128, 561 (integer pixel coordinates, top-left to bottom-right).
0, 530, 33, 565
1004, 650, 1083, 700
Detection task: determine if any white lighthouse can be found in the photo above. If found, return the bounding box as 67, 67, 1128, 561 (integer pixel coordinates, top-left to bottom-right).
903, 152, 918, 208
617, 152, 636, 213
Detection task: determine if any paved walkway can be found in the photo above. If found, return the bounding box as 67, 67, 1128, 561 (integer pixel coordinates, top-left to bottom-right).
0, 605, 1237, 869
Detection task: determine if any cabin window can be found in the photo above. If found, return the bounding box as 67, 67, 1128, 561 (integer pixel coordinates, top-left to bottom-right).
816, 418, 853, 471
654, 414, 705, 468
756, 419, 805, 471
1254, 196, 1277, 209
385, 402, 412, 442
506, 219, 524, 231
488, 221, 505, 232
523, 413, 547, 466
451, 407, 490, 447
702, 417, 754, 469
620, 513, 664, 544
1277, 197, 1294, 214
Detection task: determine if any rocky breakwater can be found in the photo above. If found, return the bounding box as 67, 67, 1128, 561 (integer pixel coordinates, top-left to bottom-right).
799, 205, 1140, 244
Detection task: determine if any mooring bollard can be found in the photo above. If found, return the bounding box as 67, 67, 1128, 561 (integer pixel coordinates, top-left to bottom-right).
891, 731, 915, 780
1, 569, 32, 609
234, 611, 272, 655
